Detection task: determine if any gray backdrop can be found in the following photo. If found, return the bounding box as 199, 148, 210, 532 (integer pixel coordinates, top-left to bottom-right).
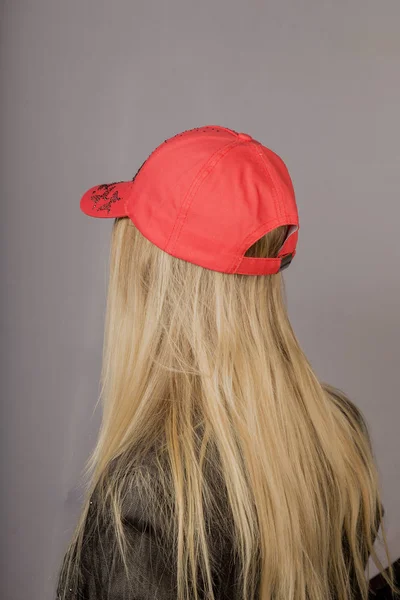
1, 1, 399, 599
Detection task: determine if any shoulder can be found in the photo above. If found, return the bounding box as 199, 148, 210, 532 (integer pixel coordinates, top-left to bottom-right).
89, 448, 177, 549
76, 452, 178, 600
322, 382, 371, 442
322, 383, 385, 523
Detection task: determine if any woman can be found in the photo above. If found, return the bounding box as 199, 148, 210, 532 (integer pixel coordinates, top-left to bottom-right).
56, 125, 397, 600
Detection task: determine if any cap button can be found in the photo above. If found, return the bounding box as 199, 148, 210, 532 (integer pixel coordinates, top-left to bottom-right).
238, 132, 252, 141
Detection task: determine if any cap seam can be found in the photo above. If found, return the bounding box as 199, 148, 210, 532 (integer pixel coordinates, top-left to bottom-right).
127, 128, 238, 223
127, 127, 219, 189
250, 142, 283, 220
166, 140, 242, 253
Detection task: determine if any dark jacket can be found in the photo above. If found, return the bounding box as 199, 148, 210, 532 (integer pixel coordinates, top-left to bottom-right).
56, 457, 382, 600
57, 457, 239, 600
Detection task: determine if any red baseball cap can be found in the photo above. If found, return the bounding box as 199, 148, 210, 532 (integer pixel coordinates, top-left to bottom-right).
80, 125, 299, 275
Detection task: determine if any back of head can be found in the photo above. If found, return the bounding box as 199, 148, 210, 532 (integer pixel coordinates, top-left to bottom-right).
58, 125, 396, 600
62, 217, 391, 600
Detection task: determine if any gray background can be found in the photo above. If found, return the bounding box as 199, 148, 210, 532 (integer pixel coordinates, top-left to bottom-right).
1, 1, 399, 599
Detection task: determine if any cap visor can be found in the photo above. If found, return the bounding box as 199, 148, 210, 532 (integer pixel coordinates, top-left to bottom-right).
80, 180, 133, 218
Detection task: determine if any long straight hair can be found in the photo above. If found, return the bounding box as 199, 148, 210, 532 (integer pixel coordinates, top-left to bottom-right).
57, 216, 397, 600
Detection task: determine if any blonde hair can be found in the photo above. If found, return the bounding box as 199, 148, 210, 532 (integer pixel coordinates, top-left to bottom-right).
57, 217, 398, 600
